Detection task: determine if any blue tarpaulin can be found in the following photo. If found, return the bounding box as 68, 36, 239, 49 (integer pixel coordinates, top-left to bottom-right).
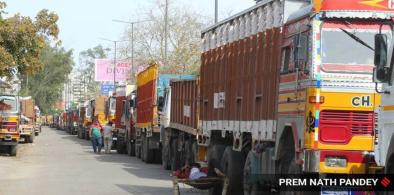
157, 74, 195, 97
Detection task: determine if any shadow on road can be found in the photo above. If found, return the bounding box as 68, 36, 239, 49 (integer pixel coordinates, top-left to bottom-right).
49, 127, 174, 181
116, 184, 207, 195
52, 128, 91, 147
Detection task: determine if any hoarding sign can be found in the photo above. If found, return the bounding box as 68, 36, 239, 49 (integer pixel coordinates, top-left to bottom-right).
95, 59, 131, 82
100, 84, 114, 96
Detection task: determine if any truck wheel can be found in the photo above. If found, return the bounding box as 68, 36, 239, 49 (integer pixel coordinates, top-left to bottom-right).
170, 139, 180, 171
185, 139, 197, 165
127, 140, 136, 156
141, 134, 146, 161
244, 151, 263, 195
162, 139, 171, 170
29, 133, 35, 143
77, 129, 81, 138
117, 139, 126, 154
143, 135, 155, 163
35, 131, 39, 136
207, 144, 226, 195
9, 145, 17, 156
136, 143, 141, 159
220, 146, 245, 195
154, 149, 162, 164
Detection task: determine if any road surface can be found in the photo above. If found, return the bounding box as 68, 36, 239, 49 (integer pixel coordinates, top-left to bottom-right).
0, 127, 207, 195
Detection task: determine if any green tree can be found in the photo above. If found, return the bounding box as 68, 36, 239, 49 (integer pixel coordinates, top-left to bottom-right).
22, 43, 74, 114
0, 2, 59, 78
78, 45, 109, 100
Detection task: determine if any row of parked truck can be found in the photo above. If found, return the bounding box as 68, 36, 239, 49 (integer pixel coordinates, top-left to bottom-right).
0, 95, 42, 156
38, 0, 394, 194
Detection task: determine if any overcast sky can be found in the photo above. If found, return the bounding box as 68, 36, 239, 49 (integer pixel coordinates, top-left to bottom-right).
4, 0, 256, 64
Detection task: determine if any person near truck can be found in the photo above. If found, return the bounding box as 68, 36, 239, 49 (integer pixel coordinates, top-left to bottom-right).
90, 120, 103, 154
103, 121, 114, 154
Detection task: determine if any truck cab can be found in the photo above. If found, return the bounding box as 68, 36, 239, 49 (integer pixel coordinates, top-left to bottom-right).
0, 95, 20, 156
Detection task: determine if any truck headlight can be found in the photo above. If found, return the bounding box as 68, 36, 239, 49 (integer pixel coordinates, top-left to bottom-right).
325, 157, 347, 168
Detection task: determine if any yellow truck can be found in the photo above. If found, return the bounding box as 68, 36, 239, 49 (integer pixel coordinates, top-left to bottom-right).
0, 95, 20, 156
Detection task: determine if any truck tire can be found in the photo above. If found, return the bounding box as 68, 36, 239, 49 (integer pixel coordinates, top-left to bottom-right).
29, 133, 35, 143
277, 129, 300, 175
185, 139, 198, 165
136, 142, 141, 159
385, 140, 394, 174
9, 145, 17, 156
142, 135, 155, 163
162, 138, 171, 170
127, 140, 136, 156
220, 146, 245, 195
244, 151, 264, 195
35, 131, 39, 136
77, 129, 81, 138
117, 138, 126, 154
170, 139, 180, 171
207, 144, 226, 195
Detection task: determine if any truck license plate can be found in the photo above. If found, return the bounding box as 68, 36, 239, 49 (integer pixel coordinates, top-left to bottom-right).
112, 137, 117, 141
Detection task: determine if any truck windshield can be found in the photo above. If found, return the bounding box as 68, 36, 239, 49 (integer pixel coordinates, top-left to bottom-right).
321, 29, 377, 65
0, 96, 17, 113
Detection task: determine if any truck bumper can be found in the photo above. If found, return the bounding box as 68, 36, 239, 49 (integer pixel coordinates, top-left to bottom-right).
0, 140, 18, 146
304, 149, 370, 174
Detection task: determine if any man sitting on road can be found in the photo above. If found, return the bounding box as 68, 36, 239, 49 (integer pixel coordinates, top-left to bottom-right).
103, 121, 114, 154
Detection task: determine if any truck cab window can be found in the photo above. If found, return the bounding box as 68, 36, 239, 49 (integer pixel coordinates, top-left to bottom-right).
281, 47, 291, 74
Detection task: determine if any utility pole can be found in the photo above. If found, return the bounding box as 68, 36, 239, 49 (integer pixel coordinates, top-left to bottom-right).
114, 41, 117, 94
164, 0, 169, 64
112, 19, 152, 79
100, 38, 130, 95
215, 0, 218, 23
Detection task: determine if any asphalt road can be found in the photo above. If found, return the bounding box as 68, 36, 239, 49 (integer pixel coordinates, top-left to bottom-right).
0, 127, 207, 195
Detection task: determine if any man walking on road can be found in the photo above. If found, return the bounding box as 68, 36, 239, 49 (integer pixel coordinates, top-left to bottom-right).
90, 120, 103, 154
103, 121, 114, 154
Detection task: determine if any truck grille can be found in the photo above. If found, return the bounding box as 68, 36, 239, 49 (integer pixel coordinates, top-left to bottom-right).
1, 122, 17, 130
320, 110, 374, 135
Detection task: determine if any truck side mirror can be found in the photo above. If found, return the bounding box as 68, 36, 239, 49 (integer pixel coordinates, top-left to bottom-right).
374, 34, 390, 83
374, 34, 388, 68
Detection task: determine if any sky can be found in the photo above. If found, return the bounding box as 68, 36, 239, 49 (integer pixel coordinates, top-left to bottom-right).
4, 0, 256, 65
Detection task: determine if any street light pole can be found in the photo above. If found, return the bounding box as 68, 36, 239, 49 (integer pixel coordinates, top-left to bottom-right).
114, 40, 117, 94
215, 0, 218, 23
100, 38, 130, 95
164, 0, 168, 64
112, 19, 151, 73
